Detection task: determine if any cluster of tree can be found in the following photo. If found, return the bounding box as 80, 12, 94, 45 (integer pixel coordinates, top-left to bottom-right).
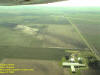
24, 0, 30, 1
65, 53, 71, 60
86, 55, 99, 68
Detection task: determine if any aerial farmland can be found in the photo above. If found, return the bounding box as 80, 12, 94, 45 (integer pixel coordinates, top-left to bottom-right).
0, 5, 100, 75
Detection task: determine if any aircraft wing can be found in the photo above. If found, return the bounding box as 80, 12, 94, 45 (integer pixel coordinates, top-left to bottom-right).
62, 62, 86, 67
0, 0, 66, 6
62, 62, 86, 72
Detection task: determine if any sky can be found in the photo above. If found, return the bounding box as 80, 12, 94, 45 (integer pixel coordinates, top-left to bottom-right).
34, 0, 100, 7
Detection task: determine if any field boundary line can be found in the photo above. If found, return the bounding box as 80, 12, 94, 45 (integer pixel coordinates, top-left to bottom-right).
67, 17, 100, 22
0, 59, 7, 64
66, 16, 100, 60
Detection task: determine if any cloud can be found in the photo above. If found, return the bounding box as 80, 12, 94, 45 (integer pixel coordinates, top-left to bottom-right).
15, 25, 38, 35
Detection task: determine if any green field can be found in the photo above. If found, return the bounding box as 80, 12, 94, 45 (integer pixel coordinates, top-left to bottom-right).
0, 46, 66, 61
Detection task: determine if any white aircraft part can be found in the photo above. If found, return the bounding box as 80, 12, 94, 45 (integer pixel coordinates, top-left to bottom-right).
62, 62, 85, 67
62, 62, 86, 72
71, 65, 75, 72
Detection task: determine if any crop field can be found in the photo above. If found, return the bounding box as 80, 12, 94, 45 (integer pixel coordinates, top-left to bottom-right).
66, 7, 100, 57
0, 6, 88, 49
1, 59, 69, 75
0, 46, 66, 61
